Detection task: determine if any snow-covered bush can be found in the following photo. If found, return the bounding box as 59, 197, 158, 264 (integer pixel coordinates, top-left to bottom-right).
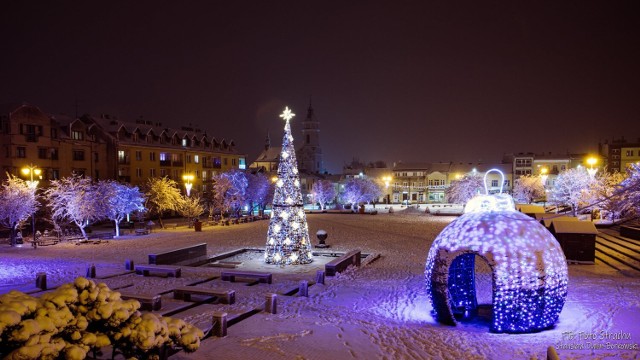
0, 277, 204, 359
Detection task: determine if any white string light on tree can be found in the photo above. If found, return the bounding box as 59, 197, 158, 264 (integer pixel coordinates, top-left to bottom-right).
264, 107, 313, 265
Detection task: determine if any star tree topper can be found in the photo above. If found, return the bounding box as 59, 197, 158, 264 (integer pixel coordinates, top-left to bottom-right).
280, 106, 295, 122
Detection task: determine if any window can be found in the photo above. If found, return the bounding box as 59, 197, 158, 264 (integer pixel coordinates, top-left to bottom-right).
38, 148, 48, 159
194, 155, 199, 164
186, 154, 191, 163
627, 150, 634, 157
51, 148, 59, 160
181, 138, 187, 147
73, 150, 85, 161
160, 169, 167, 177
136, 168, 142, 178
24, 124, 38, 142
117, 150, 126, 163
150, 152, 156, 161
93, 152, 99, 162
52, 169, 60, 180
223, 158, 228, 166
16, 146, 26, 158
504, 180, 510, 187
491, 180, 498, 187
149, 168, 156, 177
160, 153, 168, 161
132, 133, 138, 142
71, 130, 84, 140
232, 158, 236, 166
213, 157, 221, 168
239, 157, 246, 170
135, 151, 142, 161
195, 170, 200, 178
173, 169, 179, 179
202, 171, 207, 180
51, 128, 58, 139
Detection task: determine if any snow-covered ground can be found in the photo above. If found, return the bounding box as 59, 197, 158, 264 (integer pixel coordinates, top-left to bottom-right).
1, 211, 639, 359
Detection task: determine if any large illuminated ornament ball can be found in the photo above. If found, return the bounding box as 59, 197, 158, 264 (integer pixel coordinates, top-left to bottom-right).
424, 169, 568, 333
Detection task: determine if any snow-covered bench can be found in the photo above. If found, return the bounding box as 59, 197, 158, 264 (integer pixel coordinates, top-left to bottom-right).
221, 270, 273, 284
120, 292, 162, 311
135, 264, 181, 278
148, 243, 207, 265
164, 223, 178, 229
173, 286, 236, 304
135, 229, 149, 235
325, 250, 362, 276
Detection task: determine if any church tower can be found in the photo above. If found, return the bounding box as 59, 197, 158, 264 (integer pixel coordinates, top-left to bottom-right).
298, 101, 323, 173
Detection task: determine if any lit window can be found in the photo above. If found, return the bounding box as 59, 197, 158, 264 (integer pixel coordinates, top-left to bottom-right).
194, 155, 199, 163
72, 130, 84, 140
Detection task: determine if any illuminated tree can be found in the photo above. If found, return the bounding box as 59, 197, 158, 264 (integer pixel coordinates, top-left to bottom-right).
611, 164, 640, 218
340, 178, 381, 211
512, 175, 546, 204
265, 107, 313, 265
246, 172, 273, 215
312, 179, 336, 210
548, 168, 594, 216
178, 195, 205, 225
95, 180, 145, 237
212, 170, 248, 218
0, 174, 39, 246
144, 177, 183, 228
445, 174, 483, 204
45, 175, 101, 240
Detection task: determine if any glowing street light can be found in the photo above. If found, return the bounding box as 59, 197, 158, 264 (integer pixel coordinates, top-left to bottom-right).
586, 157, 598, 177
382, 176, 392, 189
21, 165, 42, 247
539, 167, 549, 186
183, 174, 194, 196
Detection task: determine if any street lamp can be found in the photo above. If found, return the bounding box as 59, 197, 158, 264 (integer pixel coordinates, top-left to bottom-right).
183, 174, 194, 196
540, 167, 549, 186
21, 165, 42, 246
586, 157, 598, 177
382, 176, 392, 189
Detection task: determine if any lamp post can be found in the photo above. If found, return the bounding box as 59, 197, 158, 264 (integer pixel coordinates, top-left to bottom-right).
382, 176, 392, 204
586, 157, 598, 178
540, 167, 549, 186
183, 174, 194, 196
21, 165, 42, 247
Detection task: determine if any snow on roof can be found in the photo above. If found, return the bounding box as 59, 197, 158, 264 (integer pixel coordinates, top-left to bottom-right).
516, 204, 545, 214
551, 220, 598, 234
540, 215, 579, 228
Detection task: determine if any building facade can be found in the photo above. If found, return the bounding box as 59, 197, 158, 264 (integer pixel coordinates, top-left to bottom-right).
0, 104, 246, 194
0, 104, 109, 183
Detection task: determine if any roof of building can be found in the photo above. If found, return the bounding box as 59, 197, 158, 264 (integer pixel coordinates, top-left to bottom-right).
551, 220, 598, 234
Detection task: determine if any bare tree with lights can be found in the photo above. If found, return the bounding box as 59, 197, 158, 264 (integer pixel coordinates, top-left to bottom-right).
178, 195, 205, 226
512, 175, 546, 204
0, 175, 39, 246
340, 178, 380, 211
265, 107, 313, 265
312, 179, 336, 210
445, 174, 483, 204
246, 172, 273, 215
45, 175, 102, 240
548, 168, 594, 216
144, 177, 184, 228
96, 180, 146, 237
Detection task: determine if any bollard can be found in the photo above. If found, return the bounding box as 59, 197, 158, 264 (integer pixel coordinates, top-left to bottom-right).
35, 272, 47, 290
299, 280, 309, 297
315, 270, 325, 285
212, 311, 228, 337
86, 264, 96, 278
265, 293, 277, 314
125, 259, 135, 271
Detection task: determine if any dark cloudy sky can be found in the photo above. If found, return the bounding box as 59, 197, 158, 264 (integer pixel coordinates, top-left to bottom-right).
2, 1, 639, 173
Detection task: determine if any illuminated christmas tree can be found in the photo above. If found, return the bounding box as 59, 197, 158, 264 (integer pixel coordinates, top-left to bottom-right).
264, 107, 313, 265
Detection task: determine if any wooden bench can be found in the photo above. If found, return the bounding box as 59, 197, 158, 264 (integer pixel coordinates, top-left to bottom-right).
148, 243, 207, 265
325, 250, 361, 276
221, 270, 272, 284
135, 229, 149, 236
135, 264, 181, 278
173, 286, 235, 304
120, 292, 162, 311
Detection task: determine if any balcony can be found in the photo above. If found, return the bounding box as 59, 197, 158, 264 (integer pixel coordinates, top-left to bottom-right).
172, 161, 184, 167
25, 134, 38, 142
160, 160, 171, 166
118, 157, 130, 165
427, 185, 447, 190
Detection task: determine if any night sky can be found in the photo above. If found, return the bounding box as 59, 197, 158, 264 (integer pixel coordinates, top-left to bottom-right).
2, 1, 639, 173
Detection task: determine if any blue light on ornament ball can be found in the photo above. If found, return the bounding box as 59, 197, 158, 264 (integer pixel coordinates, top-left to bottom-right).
425, 169, 568, 333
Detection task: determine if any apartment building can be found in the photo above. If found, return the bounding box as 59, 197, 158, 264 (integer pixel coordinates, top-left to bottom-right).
600, 137, 640, 172
0, 104, 246, 193
0, 104, 109, 183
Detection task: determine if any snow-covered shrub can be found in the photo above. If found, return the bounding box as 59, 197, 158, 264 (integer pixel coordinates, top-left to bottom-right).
0, 277, 204, 359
